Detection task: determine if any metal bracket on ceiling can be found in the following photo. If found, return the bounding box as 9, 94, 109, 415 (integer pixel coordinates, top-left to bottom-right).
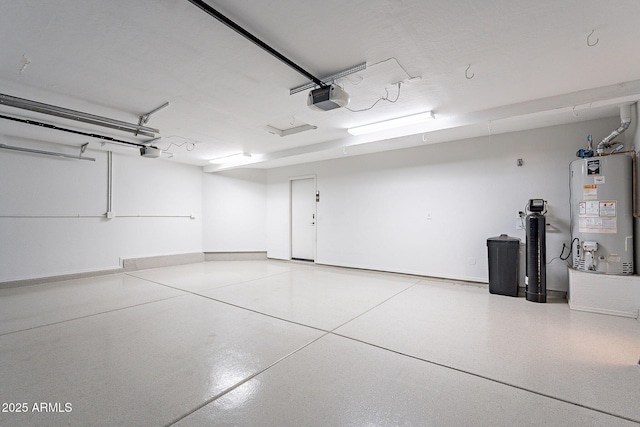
138, 102, 169, 125
289, 63, 368, 95
136, 102, 169, 136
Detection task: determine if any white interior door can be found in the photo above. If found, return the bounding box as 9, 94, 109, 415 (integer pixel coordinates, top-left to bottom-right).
291, 178, 316, 261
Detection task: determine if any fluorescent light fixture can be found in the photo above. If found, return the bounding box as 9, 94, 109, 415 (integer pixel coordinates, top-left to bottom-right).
347, 111, 434, 136
209, 152, 252, 164
266, 124, 317, 137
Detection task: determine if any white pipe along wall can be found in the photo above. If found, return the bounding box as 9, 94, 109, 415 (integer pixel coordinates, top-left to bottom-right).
0, 142, 203, 282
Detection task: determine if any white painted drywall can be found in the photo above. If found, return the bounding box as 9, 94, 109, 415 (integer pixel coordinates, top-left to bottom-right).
1, 115, 629, 290
110, 152, 203, 260
267, 116, 622, 291
202, 169, 266, 252
0, 141, 202, 282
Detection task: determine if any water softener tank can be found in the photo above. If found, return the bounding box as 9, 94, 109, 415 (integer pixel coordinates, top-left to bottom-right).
525, 199, 546, 303
569, 154, 634, 274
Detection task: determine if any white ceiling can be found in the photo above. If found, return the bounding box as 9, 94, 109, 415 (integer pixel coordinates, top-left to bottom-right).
1, 0, 640, 170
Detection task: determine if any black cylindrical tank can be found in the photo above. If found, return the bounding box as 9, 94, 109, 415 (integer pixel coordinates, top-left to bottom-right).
525, 213, 546, 303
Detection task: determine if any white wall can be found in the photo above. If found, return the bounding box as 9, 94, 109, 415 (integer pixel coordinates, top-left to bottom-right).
202, 169, 267, 252
267, 116, 622, 291
0, 140, 203, 282
1, 115, 626, 289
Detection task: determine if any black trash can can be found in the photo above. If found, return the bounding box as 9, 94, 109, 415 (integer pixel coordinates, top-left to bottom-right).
486, 234, 520, 297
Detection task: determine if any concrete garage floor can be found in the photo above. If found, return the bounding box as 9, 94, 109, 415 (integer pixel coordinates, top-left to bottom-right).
1, 260, 638, 426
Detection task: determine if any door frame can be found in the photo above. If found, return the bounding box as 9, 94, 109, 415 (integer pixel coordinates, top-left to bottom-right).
289, 175, 317, 262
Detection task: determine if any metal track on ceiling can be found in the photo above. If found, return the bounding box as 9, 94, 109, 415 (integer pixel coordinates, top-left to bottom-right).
187, 0, 327, 88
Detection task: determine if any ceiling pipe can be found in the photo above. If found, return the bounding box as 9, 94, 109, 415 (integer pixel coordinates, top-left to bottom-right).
187, 0, 326, 88
597, 104, 632, 154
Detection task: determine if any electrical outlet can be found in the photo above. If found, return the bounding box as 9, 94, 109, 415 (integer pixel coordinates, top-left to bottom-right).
516, 212, 524, 230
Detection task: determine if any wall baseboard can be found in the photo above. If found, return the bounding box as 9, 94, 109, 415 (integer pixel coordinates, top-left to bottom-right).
205, 251, 267, 261
1, 252, 204, 290
2, 254, 568, 305
1, 252, 270, 289
0, 268, 123, 290
122, 252, 205, 272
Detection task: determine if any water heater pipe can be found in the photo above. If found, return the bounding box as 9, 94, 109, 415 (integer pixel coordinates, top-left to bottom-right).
631, 151, 640, 219
596, 104, 632, 154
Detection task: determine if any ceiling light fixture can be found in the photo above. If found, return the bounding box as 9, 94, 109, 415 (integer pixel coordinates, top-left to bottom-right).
347, 111, 435, 136
208, 152, 252, 164
266, 124, 317, 137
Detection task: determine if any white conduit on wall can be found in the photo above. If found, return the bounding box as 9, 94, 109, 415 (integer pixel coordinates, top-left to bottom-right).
0, 150, 194, 220
107, 151, 113, 217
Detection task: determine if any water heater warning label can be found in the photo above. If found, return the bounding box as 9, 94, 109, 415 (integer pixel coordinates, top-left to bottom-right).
599, 201, 616, 217
578, 200, 617, 233
583, 185, 597, 200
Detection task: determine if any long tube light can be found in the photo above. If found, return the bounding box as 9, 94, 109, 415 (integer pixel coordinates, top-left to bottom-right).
209, 152, 252, 164
347, 111, 435, 136
266, 124, 317, 137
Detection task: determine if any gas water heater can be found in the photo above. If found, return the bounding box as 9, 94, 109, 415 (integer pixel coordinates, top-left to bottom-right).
570, 154, 634, 274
